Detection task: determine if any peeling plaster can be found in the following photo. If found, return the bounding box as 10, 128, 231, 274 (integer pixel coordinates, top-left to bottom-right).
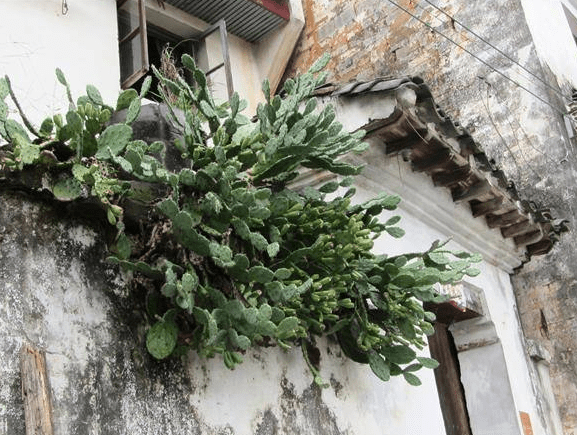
287, 0, 576, 432
1, 193, 439, 435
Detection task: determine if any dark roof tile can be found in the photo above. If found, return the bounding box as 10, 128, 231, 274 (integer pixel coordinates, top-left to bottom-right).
322, 77, 568, 260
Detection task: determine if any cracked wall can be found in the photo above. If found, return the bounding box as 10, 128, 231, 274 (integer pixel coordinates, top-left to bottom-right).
287, 0, 577, 433
0, 192, 449, 435
2, 0, 576, 432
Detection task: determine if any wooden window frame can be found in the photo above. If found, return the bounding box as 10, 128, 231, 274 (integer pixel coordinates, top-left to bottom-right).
118, 0, 149, 89
117, 1, 234, 100
197, 19, 234, 100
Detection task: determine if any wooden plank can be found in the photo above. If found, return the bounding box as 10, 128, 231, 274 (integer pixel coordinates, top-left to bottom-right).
138, 0, 149, 79
515, 229, 543, 247
119, 0, 149, 90
199, 20, 234, 100
432, 166, 472, 187
486, 209, 524, 228
20, 344, 53, 435
526, 239, 552, 257
118, 26, 140, 46
411, 149, 452, 173
427, 323, 473, 435
218, 20, 234, 100
452, 180, 492, 203
470, 197, 504, 217
383, 131, 426, 154
500, 219, 533, 238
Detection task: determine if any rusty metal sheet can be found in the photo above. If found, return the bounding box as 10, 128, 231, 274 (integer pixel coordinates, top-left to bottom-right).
164, 0, 288, 42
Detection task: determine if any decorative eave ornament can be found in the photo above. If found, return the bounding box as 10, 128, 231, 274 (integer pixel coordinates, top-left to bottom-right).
314, 77, 569, 263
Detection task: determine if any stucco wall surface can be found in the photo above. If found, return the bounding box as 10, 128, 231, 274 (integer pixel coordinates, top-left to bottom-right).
0, 149, 549, 435
353, 147, 549, 435
0, 192, 450, 435
520, 0, 577, 87
0, 0, 121, 124
287, 0, 577, 432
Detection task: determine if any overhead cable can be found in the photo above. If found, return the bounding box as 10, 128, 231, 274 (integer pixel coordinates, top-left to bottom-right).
421, 0, 571, 102
385, 0, 567, 116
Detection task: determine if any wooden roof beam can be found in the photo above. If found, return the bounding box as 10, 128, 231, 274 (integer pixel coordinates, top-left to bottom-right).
433, 166, 472, 187
515, 228, 544, 247
501, 219, 534, 239
470, 197, 504, 217
486, 209, 526, 229
412, 149, 453, 173
452, 180, 492, 203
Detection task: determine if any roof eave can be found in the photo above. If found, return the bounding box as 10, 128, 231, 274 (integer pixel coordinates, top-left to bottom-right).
315, 77, 568, 266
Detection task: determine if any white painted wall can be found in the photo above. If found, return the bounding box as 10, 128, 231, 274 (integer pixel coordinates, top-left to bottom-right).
141, 0, 303, 114
0, 0, 121, 124
533, 358, 566, 435
521, 0, 577, 87
0, 193, 449, 435
0, 136, 549, 434
0, 0, 303, 128
350, 146, 549, 435
0, 194, 448, 435
184, 339, 447, 435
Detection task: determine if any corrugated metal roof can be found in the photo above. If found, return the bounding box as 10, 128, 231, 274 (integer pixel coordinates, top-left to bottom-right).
315, 77, 569, 259
164, 0, 288, 42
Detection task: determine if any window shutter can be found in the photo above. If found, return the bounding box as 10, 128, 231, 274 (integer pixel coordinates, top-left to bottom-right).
198, 19, 234, 100
117, 0, 149, 89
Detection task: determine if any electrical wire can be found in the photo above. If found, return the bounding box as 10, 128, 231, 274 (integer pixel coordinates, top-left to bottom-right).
412, 1, 572, 171
480, 83, 523, 179
421, 0, 572, 102
385, 0, 567, 116
478, 79, 574, 209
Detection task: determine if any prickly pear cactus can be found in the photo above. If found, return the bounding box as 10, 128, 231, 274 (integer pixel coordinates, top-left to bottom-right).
0, 55, 481, 387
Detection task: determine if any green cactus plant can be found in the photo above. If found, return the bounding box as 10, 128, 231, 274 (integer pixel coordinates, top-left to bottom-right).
0, 56, 482, 388
95, 124, 133, 159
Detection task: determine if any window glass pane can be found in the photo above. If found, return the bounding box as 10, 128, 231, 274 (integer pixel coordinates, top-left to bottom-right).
119, 34, 143, 85
117, 0, 147, 88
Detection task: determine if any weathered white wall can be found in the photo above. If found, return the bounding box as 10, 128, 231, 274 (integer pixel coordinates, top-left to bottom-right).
0, 117, 549, 434
186, 341, 447, 435
351, 145, 551, 435
521, 0, 577, 87
0, 0, 303, 128
533, 356, 566, 435
0, 0, 121, 123
0, 191, 448, 435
